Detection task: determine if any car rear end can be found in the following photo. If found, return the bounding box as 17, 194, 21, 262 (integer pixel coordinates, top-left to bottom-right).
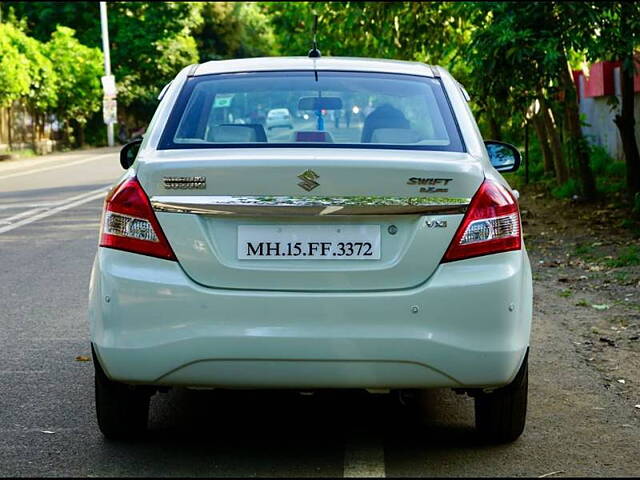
89, 58, 532, 441
266, 108, 292, 129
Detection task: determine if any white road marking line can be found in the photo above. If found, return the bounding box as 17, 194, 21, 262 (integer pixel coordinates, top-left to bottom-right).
0, 186, 112, 211
0, 149, 116, 174
0, 187, 109, 234
343, 431, 385, 478
0, 201, 83, 210
0, 207, 46, 224
0, 153, 114, 180
0, 203, 58, 210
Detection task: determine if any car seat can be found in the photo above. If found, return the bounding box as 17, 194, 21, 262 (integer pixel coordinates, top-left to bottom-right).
361, 104, 411, 143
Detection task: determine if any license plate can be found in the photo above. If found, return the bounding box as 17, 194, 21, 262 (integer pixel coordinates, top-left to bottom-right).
237, 225, 381, 260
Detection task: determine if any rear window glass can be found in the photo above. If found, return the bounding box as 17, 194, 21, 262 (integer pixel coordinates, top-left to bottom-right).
158, 71, 464, 152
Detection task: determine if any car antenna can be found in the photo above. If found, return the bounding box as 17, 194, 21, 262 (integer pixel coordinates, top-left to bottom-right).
308, 14, 321, 59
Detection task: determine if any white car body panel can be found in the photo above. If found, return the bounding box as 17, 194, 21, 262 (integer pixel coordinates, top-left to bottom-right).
90, 56, 533, 391
90, 248, 531, 389
192, 56, 436, 78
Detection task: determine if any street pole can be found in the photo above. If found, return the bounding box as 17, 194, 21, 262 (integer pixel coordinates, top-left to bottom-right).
99, 2, 114, 147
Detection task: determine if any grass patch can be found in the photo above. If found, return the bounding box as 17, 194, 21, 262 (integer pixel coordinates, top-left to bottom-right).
0, 148, 36, 159
551, 178, 580, 199
574, 243, 595, 259
559, 288, 573, 297
613, 271, 629, 283
575, 299, 590, 307
605, 245, 640, 267
620, 218, 640, 238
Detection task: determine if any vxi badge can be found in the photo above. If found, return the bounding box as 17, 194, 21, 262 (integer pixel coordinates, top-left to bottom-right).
407, 177, 453, 193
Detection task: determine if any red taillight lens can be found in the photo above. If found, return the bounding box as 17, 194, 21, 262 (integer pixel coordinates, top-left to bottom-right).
442, 179, 521, 262
99, 177, 176, 261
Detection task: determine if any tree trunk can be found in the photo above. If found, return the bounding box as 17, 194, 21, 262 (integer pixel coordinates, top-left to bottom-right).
31, 109, 38, 152
539, 96, 569, 184
40, 114, 46, 140
62, 118, 70, 147
487, 114, 502, 141
560, 62, 596, 200
78, 123, 85, 147
69, 118, 81, 148
614, 54, 640, 197
532, 112, 555, 175
7, 105, 12, 150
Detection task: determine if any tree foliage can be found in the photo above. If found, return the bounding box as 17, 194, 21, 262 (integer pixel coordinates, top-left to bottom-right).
0, 23, 32, 107
45, 26, 103, 128
1, 21, 58, 113
10, 2, 203, 121
195, 2, 277, 61
264, 2, 467, 65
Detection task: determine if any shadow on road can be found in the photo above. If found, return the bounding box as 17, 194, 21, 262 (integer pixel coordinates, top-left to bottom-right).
90, 388, 489, 476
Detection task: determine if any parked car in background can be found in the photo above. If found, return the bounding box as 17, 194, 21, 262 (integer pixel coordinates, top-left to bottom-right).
90, 56, 532, 444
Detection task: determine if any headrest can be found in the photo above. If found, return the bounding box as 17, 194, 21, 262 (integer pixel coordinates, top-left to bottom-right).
207, 125, 257, 143
370, 128, 423, 144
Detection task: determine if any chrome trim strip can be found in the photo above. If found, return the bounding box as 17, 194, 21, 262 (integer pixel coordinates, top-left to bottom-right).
151, 195, 470, 216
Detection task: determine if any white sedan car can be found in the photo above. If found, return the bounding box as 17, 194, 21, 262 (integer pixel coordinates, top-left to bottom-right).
90, 56, 532, 443
266, 107, 294, 130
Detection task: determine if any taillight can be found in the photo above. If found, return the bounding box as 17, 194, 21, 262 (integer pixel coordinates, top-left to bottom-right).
442, 179, 521, 262
100, 177, 176, 261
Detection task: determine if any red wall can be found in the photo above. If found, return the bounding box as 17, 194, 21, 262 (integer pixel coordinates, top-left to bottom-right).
574, 58, 640, 100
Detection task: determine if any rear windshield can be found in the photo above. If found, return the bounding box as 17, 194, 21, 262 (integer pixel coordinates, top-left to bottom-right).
158, 71, 464, 152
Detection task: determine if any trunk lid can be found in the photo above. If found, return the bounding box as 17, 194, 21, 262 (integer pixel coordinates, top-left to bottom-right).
138, 148, 483, 291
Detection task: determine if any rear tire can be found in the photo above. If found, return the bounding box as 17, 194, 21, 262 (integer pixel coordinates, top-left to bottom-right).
474, 350, 528, 444
93, 346, 152, 440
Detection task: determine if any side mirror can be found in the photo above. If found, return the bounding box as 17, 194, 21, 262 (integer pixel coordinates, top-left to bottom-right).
485, 141, 521, 173
120, 138, 143, 170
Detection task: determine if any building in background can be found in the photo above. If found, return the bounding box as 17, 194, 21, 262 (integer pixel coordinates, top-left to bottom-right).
574, 60, 640, 161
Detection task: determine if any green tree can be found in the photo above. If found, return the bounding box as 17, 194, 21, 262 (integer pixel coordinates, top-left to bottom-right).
0, 23, 32, 108
6, 23, 57, 114
45, 26, 103, 146
107, 2, 202, 122
194, 2, 277, 61
460, 2, 596, 198
11, 2, 203, 124
0, 20, 57, 146
265, 2, 466, 64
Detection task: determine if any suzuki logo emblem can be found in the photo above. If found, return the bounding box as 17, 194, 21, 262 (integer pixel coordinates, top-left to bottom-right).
297, 169, 320, 191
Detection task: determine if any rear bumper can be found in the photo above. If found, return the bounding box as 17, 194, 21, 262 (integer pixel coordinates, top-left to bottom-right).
89, 248, 532, 389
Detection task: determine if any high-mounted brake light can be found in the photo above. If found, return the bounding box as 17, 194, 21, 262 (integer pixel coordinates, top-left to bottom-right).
442, 179, 521, 262
100, 177, 176, 261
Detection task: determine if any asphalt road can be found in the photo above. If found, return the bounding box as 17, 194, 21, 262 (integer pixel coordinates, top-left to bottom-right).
1, 148, 639, 477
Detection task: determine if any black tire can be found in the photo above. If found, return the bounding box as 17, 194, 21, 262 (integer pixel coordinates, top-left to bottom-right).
474, 350, 528, 444
93, 346, 152, 440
